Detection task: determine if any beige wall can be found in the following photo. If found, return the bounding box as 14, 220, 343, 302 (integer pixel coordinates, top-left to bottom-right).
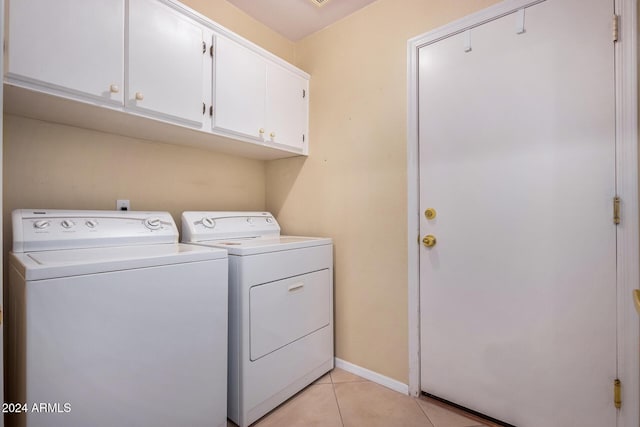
267, 0, 500, 383
3, 115, 266, 212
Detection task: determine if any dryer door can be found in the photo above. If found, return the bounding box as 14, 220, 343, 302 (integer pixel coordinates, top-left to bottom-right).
250, 269, 331, 361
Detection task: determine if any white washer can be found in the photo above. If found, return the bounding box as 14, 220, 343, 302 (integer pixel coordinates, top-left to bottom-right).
182, 211, 334, 427
8, 209, 229, 427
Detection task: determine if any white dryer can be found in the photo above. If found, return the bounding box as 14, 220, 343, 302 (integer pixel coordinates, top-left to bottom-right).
182, 211, 334, 427
8, 209, 229, 427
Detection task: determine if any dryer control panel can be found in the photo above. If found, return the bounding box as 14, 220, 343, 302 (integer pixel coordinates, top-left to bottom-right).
12, 209, 178, 253
182, 211, 281, 242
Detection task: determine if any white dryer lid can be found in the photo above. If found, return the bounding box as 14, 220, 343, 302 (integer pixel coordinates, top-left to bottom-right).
181, 211, 331, 255
194, 235, 332, 256
10, 243, 227, 281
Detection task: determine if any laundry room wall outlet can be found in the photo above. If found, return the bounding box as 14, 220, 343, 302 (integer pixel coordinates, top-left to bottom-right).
116, 200, 130, 211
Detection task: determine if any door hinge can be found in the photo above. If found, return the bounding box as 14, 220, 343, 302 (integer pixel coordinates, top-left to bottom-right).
209, 105, 214, 117
202, 102, 206, 115
210, 45, 214, 57
202, 41, 206, 54
613, 15, 619, 42
303, 89, 306, 98
302, 134, 305, 142
614, 196, 621, 225
614, 379, 621, 409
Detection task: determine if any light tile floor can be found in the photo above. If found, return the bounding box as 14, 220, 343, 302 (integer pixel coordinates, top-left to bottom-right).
228, 368, 501, 427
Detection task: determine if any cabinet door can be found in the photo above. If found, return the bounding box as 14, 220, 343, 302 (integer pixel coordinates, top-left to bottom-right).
128, 0, 205, 126
265, 63, 308, 151
213, 36, 266, 140
7, 0, 124, 105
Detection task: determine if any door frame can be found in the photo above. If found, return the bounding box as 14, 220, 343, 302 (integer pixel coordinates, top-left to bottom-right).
406, 0, 639, 425
1, 0, 5, 425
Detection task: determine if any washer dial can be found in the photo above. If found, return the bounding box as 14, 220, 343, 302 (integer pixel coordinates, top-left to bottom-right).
144, 217, 162, 230
61, 219, 75, 229
85, 219, 99, 229
202, 217, 216, 229
33, 220, 51, 230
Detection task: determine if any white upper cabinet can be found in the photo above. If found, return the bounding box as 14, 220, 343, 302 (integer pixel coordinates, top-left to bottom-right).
4, 0, 309, 159
265, 63, 308, 151
127, 0, 206, 127
213, 36, 308, 152
6, 0, 124, 105
213, 36, 266, 140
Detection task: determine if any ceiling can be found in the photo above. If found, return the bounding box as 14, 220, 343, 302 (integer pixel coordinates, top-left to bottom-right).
226, 0, 379, 41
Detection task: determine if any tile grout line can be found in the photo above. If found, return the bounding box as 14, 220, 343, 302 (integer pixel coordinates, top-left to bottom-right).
416, 396, 491, 427
415, 398, 488, 427
330, 372, 346, 427
413, 397, 437, 427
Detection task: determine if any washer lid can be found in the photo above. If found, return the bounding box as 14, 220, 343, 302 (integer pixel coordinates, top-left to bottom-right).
10, 243, 227, 281
196, 235, 332, 255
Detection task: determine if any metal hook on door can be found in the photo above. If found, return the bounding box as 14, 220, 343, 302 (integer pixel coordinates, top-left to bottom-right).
516, 9, 526, 34
463, 30, 472, 52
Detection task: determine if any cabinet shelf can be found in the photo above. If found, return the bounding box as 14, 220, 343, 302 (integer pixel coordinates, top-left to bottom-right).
4, 84, 303, 161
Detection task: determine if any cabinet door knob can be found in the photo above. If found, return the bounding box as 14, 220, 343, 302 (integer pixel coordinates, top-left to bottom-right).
109, 84, 120, 93
135, 92, 144, 101
270, 132, 276, 138
259, 128, 265, 135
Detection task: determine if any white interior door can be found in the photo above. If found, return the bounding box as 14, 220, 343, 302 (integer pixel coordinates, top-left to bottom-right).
418, 1, 616, 426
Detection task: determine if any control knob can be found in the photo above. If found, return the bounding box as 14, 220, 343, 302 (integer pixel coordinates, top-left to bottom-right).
33, 220, 50, 230
202, 217, 216, 229
85, 219, 98, 229
144, 217, 162, 231
61, 219, 75, 229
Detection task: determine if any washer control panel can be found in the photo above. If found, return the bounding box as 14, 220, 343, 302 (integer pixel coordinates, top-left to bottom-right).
12, 209, 178, 253
182, 211, 281, 243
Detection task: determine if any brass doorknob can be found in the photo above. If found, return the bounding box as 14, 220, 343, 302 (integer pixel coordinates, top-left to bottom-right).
422, 235, 437, 247
425, 208, 436, 220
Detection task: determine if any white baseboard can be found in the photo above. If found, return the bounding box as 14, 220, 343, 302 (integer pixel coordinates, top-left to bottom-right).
334, 358, 409, 395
